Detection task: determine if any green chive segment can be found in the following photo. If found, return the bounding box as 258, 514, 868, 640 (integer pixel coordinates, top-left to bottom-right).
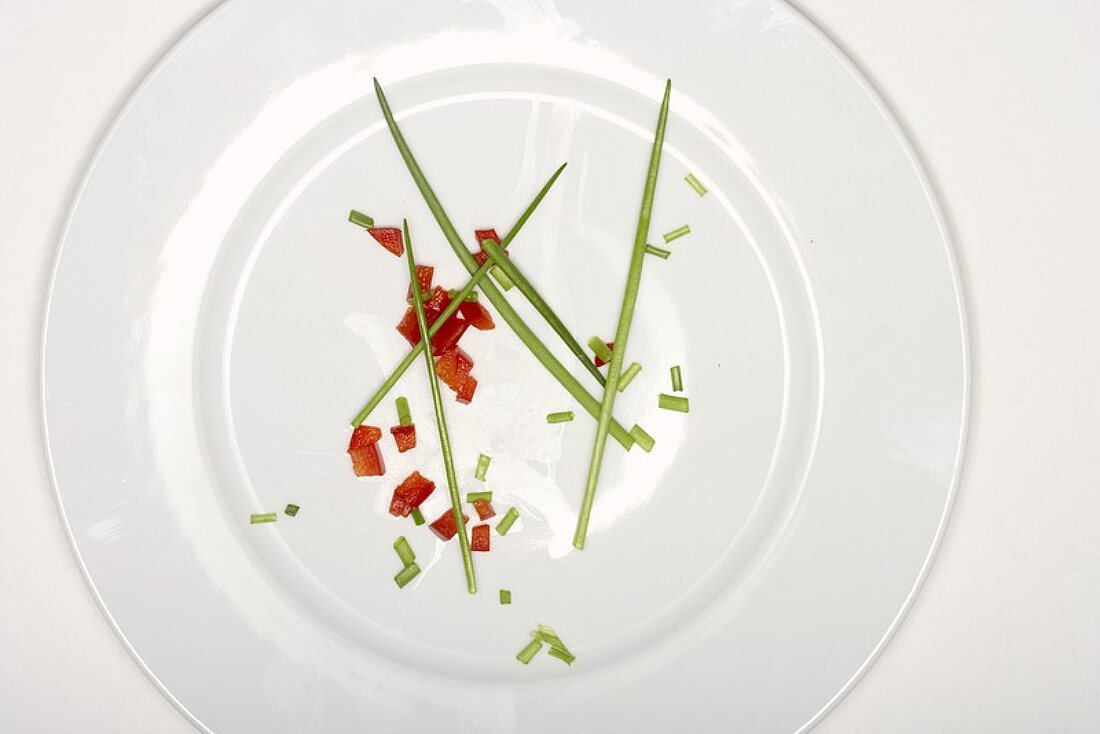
284, 504, 300, 517
630, 424, 656, 453
671, 365, 683, 392
662, 225, 691, 243
516, 639, 543, 665
249, 513, 277, 524
466, 491, 493, 503
497, 507, 520, 535
475, 453, 491, 481
618, 362, 643, 393
490, 266, 515, 291
394, 563, 421, 588
658, 393, 690, 413
396, 396, 412, 426
645, 244, 671, 259
500, 589, 512, 605
685, 173, 708, 196
587, 337, 613, 363
548, 646, 576, 665
348, 210, 375, 229
547, 411, 574, 424
411, 507, 425, 526
393, 536, 415, 567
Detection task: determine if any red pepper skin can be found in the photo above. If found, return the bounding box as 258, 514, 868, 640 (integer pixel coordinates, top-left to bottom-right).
349, 443, 385, 477
389, 470, 436, 517
367, 227, 404, 256
389, 424, 416, 453
429, 510, 470, 541
471, 524, 491, 552
456, 377, 478, 404
395, 307, 421, 346
348, 425, 382, 450
406, 265, 434, 298
594, 341, 615, 369
429, 314, 469, 356
435, 347, 475, 392
458, 300, 495, 330
472, 499, 496, 521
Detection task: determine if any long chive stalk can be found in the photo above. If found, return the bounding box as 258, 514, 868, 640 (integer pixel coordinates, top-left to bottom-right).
573, 80, 672, 550
373, 79, 639, 450
351, 164, 566, 426
404, 220, 475, 593
481, 239, 605, 385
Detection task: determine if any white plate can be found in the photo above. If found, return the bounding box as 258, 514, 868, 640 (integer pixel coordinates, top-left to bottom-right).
42, 1, 968, 732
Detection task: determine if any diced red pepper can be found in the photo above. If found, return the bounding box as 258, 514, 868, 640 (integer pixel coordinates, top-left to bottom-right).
472, 499, 496, 521
389, 424, 416, 453
388, 470, 436, 517
429, 314, 468, 356
395, 307, 421, 346
367, 227, 404, 257
429, 510, 470, 541
458, 300, 495, 330
456, 376, 478, 405
474, 228, 501, 246
348, 425, 383, 451
471, 524, 491, 552
435, 347, 474, 392
406, 265, 434, 299
422, 286, 452, 323
472, 250, 490, 266
594, 341, 615, 369
349, 444, 385, 477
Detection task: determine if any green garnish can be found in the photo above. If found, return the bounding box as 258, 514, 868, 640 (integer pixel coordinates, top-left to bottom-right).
662, 224, 691, 243
396, 396, 412, 427
348, 210, 375, 229
684, 173, 708, 196
546, 411, 575, 424
587, 337, 613, 363
496, 507, 520, 535
516, 638, 543, 665
448, 288, 479, 302
475, 453, 491, 481
548, 646, 576, 665
466, 491, 493, 503
481, 239, 606, 385
284, 504, 300, 517
404, 220, 476, 594
372, 78, 641, 450
670, 365, 683, 392
573, 80, 672, 551
394, 562, 421, 588
630, 424, 656, 453
645, 244, 671, 259
658, 393, 690, 412
393, 536, 415, 567
617, 362, 643, 393
249, 513, 277, 524
489, 265, 515, 291
534, 623, 572, 653
500, 589, 512, 605
411, 507, 425, 526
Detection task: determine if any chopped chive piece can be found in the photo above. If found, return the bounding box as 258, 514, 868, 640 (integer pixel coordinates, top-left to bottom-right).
645, 244, 671, 259
587, 337, 613, 363
670, 365, 683, 392
662, 224, 691, 243
475, 453, 491, 481
516, 638, 543, 665
394, 562, 421, 588
658, 393, 690, 412
490, 265, 515, 291
396, 396, 412, 427
630, 424, 655, 452
500, 589, 512, 605
393, 536, 416, 567
496, 507, 520, 535
466, 491, 493, 503
249, 513, 277, 524
548, 646, 576, 665
348, 209, 374, 229
447, 288, 480, 303
618, 362, 643, 393
685, 173, 708, 196
411, 507, 425, 526
464, 290, 479, 302
534, 624, 573, 655
284, 504, 300, 517
546, 411, 574, 424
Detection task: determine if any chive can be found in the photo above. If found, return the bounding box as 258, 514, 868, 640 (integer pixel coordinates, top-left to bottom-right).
394, 562, 421, 588
411, 507, 425, 526
496, 507, 520, 535
466, 491, 493, 503
404, 221, 476, 594
573, 81, 672, 551
670, 365, 683, 392
645, 244, 671, 259
475, 453, 491, 481
448, 288, 479, 302
481, 239, 606, 386
548, 646, 576, 665
516, 638, 543, 665
393, 536, 416, 567
405, 290, 432, 305
546, 411, 574, 424
662, 224, 691, 243
587, 337, 613, 363
535, 624, 572, 655
685, 173, 708, 196
249, 513, 277, 524
284, 504, 300, 517
348, 209, 375, 229
372, 79, 641, 450
658, 393, 690, 412
489, 265, 515, 291
630, 424, 656, 453
617, 362, 643, 393
396, 396, 412, 427
500, 589, 512, 605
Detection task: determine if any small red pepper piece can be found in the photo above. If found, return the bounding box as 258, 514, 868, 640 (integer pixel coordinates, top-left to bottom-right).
422, 286, 451, 323
367, 227, 404, 257
429, 509, 470, 541
429, 314, 469, 356
471, 228, 508, 266
389, 470, 436, 517
472, 499, 496, 521
406, 265, 434, 299
348, 425, 382, 450
396, 287, 453, 346
471, 524, 491, 552
349, 444, 385, 477
456, 376, 478, 405
435, 347, 474, 392
458, 300, 495, 330
395, 307, 421, 346
389, 424, 416, 453
594, 341, 615, 368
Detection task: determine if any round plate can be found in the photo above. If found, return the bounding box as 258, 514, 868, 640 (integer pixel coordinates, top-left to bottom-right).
42, 1, 968, 732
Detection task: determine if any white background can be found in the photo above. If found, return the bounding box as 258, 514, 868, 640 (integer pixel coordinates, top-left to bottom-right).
1, 1, 1097, 732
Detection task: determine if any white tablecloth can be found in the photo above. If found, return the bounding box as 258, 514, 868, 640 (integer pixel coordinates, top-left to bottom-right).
2, 1, 1097, 731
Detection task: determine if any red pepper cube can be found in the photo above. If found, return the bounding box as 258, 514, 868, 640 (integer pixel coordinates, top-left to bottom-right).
471, 524, 491, 552
389, 470, 436, 517
429, 510, 469, 541
472, 499, 496, 521
594, 341, 615, 368
422, 286, 452, 324
458, 300, 495, 330
348, 425, 382, 451
474, 228, 501, 246
395, 307, 421, 346
367, 227, 404, 257
456, 376, 478, 405
435, 347, 474, 392
349, 444, 385, 477
406, 264, 434, 299
389, 424, 416, 453
429, 314, 469, 356
472, 250, 490, 266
